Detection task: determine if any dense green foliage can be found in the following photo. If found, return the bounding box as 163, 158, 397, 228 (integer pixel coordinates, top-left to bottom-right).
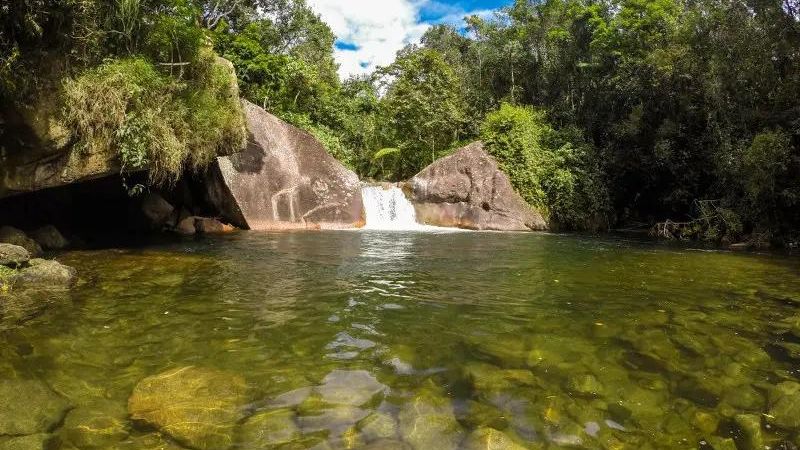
1, 0, 245, 186
2, 0, 799, 243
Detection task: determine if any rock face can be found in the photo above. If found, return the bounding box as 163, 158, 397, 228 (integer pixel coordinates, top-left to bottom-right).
409, 142, 547, 231
206, 100, 363, 230
128, 366, 252, 450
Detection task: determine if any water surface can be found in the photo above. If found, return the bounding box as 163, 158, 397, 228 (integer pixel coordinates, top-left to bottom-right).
2, 231, 800, 449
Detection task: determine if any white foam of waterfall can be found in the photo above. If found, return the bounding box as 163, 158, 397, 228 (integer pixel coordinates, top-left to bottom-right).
361, 185, 426, 231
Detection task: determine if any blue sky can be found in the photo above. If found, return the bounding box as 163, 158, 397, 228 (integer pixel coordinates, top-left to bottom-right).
306, 0, 512, 78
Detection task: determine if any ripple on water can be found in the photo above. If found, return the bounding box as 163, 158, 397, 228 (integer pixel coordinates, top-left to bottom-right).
1, 231, 800, 449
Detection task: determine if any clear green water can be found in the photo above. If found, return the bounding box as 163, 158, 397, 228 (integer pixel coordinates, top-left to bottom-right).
2, 231, 800, 449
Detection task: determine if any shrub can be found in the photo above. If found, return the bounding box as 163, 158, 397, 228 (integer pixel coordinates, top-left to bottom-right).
481, 103, 611, 230
62, 49, 245, 189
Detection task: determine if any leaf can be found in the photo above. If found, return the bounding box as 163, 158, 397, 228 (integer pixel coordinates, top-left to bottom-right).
372, 147, 401, 161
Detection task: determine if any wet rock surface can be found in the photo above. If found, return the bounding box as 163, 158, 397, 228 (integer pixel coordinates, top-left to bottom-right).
128, 366, 252, 450
13, 259, 76, 289
206, 100, 363, 230
409, 142, 547, 231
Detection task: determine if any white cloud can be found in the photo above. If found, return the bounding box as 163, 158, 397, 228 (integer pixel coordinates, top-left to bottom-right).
307, 0, 495, 79
307, 0, 429, 78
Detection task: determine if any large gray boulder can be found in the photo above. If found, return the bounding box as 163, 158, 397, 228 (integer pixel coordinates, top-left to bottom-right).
409, 142, 547, 231
205, 100, 363, 230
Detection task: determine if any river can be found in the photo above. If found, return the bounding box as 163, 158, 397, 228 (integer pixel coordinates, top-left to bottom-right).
1, 231, 800, 449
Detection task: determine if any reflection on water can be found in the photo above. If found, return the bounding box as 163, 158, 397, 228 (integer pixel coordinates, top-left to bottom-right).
1, 231, 800, 449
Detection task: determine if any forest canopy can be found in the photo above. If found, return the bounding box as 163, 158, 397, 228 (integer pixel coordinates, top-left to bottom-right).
1, 0, 799, 244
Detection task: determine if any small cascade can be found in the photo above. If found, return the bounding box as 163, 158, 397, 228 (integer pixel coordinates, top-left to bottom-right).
361, 185, 426, 230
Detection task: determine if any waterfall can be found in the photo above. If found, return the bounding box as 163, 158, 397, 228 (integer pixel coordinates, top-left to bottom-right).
361, 185, 425, 230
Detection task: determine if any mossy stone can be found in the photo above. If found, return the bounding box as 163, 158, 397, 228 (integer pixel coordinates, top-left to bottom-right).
127, 366, 252, 450
707, 436, 737, 450
238, 408, 300, 448
360, 439, 411, 450
0, 379, 70, 435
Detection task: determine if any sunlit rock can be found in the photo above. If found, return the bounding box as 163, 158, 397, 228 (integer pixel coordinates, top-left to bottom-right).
0, 379, 70, 435
398, 389, 464, 450
205, 100, 363, 230
238, 408, 300, 448
463, 427, 528, 450
409, 142, 547, 231
128, 366, 252, 450
59, 401, 129, 448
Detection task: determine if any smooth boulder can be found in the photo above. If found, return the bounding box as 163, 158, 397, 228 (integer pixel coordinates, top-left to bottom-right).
0, 243, 30, 267
128, 366, 252, 450
205, 100, 363, 230
0, 226, 42, 256
409, 142, 547, 231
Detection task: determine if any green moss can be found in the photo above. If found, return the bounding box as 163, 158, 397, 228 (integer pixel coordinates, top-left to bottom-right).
0, 266, 18, 293
61, 49, 245, 189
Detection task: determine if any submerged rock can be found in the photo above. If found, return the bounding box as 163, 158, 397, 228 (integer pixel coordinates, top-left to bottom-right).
734, 414, 764, 450
463, 427, 527, 450
0, 243, 30, 267
358, 412, 398, 441
316, 370, 387, 406
205, 100, 363, 230
767, 382, 800, 430
0, 226, 42, 256
0, 434, 50, 450
14, 259, 77, 289
238, 408, 300, 448
360, 438, 412, 450
398, 389, 464, 450
0, 379, 70, 435
29, 225, 69, 250
59, 402, 129, 448
128, 366, 252, 450
409, 142, 547, 231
